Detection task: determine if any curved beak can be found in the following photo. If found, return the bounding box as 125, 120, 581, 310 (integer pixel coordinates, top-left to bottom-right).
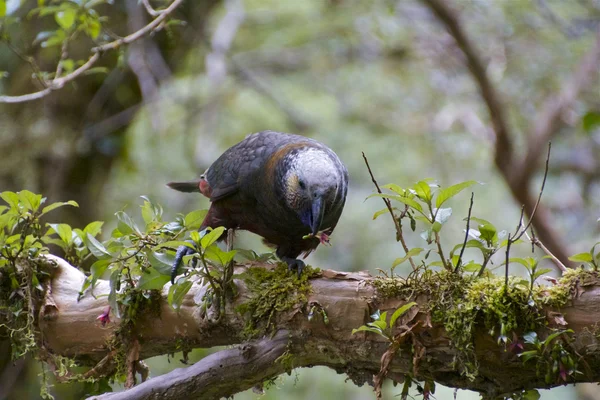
311, 195, 325, 235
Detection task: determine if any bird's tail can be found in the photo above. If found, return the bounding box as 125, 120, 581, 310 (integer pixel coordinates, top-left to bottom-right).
166, 180, 201, 193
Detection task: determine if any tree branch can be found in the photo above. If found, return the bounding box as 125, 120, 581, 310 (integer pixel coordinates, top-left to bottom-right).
89, 331, 291, 400
0, 0, 184, 104
35, 255, 600, 399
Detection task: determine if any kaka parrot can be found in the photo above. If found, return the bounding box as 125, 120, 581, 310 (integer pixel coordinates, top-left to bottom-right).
168, 130, 348, 282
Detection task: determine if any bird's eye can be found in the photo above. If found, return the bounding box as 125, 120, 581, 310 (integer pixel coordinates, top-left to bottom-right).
298, 180, 306, 190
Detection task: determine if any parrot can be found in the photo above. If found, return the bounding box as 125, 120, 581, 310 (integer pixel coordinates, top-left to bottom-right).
168, 130, 348, 282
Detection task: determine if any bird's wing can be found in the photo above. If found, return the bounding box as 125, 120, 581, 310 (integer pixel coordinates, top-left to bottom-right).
206, 131, 304, 202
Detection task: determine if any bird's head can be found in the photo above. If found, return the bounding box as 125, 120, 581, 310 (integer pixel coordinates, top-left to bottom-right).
282, 148, 346, 235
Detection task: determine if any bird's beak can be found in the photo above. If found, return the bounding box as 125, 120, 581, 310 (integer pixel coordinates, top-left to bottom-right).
311, 195, 325, 235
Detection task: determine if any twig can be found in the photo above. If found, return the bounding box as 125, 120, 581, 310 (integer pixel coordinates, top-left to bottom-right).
434, 231, 450, 271
362, 152, 417, 270
53, 34, 73, 81
0, 0, 184, 104
513, 143, 552, 242
505, 233, 512, 288
454, 192, 474, 273
504, 143, 555, 286
524, 229, 569, 273
141, 0, 162, 17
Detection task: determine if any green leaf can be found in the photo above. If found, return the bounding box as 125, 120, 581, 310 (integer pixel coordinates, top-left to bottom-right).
184, 209, 208, 230
519, 350, 539, 363
48, 223, 73, 245
582, 111, 600, 133
469, 217, 494, 226
523, 389, 541, 400
367, 321, 387, 330
141, 201, 154, 225
351, 325, 385, 335
372, 207, 390, 220
90, 259, 111, 280
413, 181, 432, 202
83, 17, 101, 39
478, 222, 497, 246
200, 227, 226, 249
41, 200, 78, 215
463, 261, 482, 273
0, 191, 19, 209
0, 1, 7, 18
544, 329, 573, 345
533, 268, 553, 279
85, 233, 111, 258
392, 248, 423, 268
116, 211, 138, 235
204, 245, 236, 266
147, 251, 174, 275
18, 190, 43, 212
435, 180, 478, 208
379, 311, 388, 323
367, 193, 423, 213
168, 280, 192, 309
84, 221, 104, 237
381, 183, 405, 195
568, 252, 593, 263
508, 257, 536, 271
55, 8, 76, 29
137, 267, 170, 290
108, 269, 120, 318
389, 302, 417, 329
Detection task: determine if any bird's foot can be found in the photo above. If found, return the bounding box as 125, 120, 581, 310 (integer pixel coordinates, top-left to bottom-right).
171, 242, 195, 284
281, 256, 305, 278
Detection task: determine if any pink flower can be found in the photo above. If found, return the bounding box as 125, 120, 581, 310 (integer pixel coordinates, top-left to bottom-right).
97, 306, 111, 327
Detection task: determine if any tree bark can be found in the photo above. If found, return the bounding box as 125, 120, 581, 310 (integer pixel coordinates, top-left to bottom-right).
38, 255, 600, 399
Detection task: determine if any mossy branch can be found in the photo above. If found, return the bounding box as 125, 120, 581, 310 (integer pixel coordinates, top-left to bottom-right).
29, 255, 600, 399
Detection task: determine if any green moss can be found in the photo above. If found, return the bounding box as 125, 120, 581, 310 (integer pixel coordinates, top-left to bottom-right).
372, 267, 594, 380
236, 263, 320, 337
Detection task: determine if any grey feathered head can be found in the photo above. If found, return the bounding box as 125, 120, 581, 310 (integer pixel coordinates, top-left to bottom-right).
283, 147, 348, 234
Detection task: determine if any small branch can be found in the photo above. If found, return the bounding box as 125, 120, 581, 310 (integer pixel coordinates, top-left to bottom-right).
362, 152, 417, 270
455, 192, 474, 273
505, 233, 512, 289
513, 143, 552, 242
0, 0, 184, 104
434, 231, 450, 271
89, 331, 291, 400
141, 0, 161, 17
524, 230, 569, 273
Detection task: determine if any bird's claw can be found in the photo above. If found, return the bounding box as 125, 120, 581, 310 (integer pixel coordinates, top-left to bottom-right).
171, 244, 195, 284
282, 257, 305, 278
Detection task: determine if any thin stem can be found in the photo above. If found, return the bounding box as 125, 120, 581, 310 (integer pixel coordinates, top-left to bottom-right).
513, 143, 552, 242
362, 152, 416, 270
435, 231, 450, 271
455, 192, 474, 273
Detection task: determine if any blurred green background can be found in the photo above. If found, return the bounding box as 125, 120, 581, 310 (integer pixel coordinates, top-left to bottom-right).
1, 0, 599, 398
